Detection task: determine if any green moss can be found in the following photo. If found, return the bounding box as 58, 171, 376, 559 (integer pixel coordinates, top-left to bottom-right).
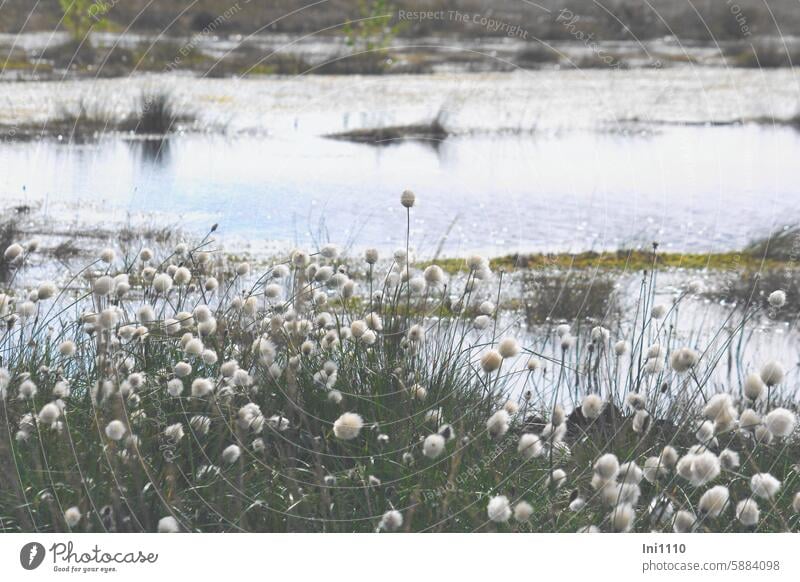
421, 250, 793, 275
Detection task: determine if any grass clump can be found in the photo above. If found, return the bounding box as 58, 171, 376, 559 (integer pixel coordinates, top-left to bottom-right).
8, 92, 194, 142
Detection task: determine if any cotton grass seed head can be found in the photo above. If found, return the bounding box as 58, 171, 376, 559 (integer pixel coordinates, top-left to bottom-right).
423, 433, 446, 459
190, 378, 213, 397
618, 462, 644, 485
157, 516, 180, 533
497, 337, 520, 359
594, 453, 620, 481
167, 378, 183, 397
64, 506, 81, 528
333, 412, 363, 440
513, 501, 533, 522
768, 289, 786, 308
735, 498, 760, 527
719, 448, 740, 471
626, 392, 646, 410
59, 340, 76, 357
750, 473, 780, 499
673, 510, 696, 533
364, 248, 378, 264
105, 420, 126, 441
643, 456, 667, 483
518, 433, 543, 460
764, 408, 796, 438
740, 408, 761, 430
698, 485, 729, 517
487, 495, 511, 523
19, 379, 38, 399
581, 393, 604, 419
3, 243, 23, 261
481, 350, 503, 373
222, 444, 241, 464
743, 373, 765, 401
153, 273, 173, 294
548, 468, 567, 489
174, 362, 192, 378
379, 510, 403, 531
37, 282, 57, 300
609, 503, 635, 532
760, 361, 784, 386
486, 410, 510, 438
670, 347, 698, 373
38, 402, 61, 426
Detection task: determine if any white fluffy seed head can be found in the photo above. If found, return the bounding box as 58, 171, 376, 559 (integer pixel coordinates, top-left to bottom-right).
698, 485, 729, 517
333, 412, 363, 440
518, 433, 543, 460
719, 448, 740, 471
37, 282, 57, 300
736, 498, 760, 526
380, 509, 403, 531
64, 506, 81, 528
222, 444, 241, 464
59, 340, 77, 357
609, 503, 635, 532
486, 410, 510, 438
750, 473, 781, 499
764, 408, 796, 438
481, 350, 503, 373
190, 378, 213, 397
760, 361, 784, 386
100, 248, 115, 263
670, 347, 698, 373
408, 383, 427, 400
768, 289, 786, 308
400, 189, 416, 208
744, 373, 766, 401
660, 446, 679, 467
19, 379, 38, 399
487, 495, 511, 523
38, 402, 61, 425
740, 408, 761, 430
93, 275, 113, 296
594, 453, 620, 480
497, 337, 520, 359
581, 393, 604, 419
651, 304, 667, 319
423, 264, 444, 286
513, 501, 533, 522
364, 248, 379, 264
3, 243, 23, 261
673, 510, 696, 533
174, 362, 192, 378
153, 273, 173, 294
157, 516, 180, 533
422, 433, 446, 459
167, 378, 183, 397
105, 420, 126, 441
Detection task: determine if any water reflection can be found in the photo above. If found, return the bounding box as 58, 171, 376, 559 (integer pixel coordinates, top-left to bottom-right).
0, 124, 798, 256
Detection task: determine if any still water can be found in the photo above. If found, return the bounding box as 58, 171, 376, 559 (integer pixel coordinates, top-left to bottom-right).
1, 124, 798, 256
1, 69, 799, 256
